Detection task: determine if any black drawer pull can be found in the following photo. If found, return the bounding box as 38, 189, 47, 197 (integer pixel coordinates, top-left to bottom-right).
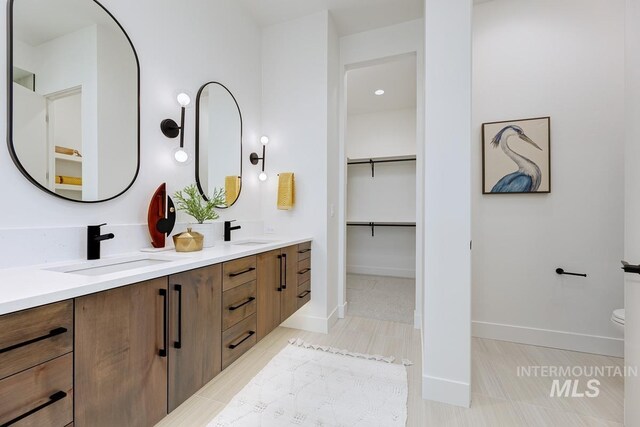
0, 327, 67, 354
3, 390, 67, 426
159, 289, 168, 357
297, 290, 311, 298
228, 331, 255, 349
174, 284, 183, 349
228, 297, 255, 311
228, 267, 256, 277
298, 268, 311, 275
298, 248, 311, 254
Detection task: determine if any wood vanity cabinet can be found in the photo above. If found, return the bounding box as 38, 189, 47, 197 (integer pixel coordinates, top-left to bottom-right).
167, 265, 222, 411
257, 244, 309, 340
74, 277, 168, 427
0, 301, 74, 427
221, 256, 258, 368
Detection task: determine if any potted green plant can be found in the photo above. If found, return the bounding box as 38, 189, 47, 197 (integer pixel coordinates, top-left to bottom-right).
174, 184, 225, 248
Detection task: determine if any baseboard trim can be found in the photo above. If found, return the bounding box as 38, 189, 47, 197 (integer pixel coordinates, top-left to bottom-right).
282, 307, 339, 334
422, 375, 470, 408
347, 265, 415, 278
472, 321, 623, 357
338, 301, 348, 318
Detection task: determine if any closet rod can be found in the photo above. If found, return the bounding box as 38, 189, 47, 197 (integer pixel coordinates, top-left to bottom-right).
347, 158, 416, 177
347, 221, 416, 237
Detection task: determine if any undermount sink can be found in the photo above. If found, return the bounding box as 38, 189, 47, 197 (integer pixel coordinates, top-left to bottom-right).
46, 256, 175, 276
231, 239, 277, 246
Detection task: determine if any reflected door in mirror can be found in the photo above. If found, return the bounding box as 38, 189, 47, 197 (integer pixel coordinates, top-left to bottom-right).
196, 82, 242, 208
8, 0, 139, 202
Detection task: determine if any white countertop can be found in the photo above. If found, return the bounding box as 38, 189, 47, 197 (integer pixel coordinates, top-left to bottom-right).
0, 235, 312, 316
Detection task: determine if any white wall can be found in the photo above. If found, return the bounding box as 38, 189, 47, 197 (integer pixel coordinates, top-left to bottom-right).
625, 1, 640, 423
472, 0, 625, 357
0, 0, 263, 266
423, 0, 471, 407
339, 19, 425, 324
346, 108, 416, 159
96, 22, 138, 200
261, 11, 340, 332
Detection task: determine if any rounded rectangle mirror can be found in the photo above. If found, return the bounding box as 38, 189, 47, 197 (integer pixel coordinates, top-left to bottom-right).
7, 0, 140, 203
195, 82, 243, 208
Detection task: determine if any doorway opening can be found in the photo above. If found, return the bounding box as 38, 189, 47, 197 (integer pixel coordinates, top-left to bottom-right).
343, 54, 418, 325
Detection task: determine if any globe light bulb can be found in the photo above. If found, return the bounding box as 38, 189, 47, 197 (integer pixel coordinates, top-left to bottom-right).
177, 92, 191, 107
174, 148, 189, 163
260, 135, 269, 145
258, 172, 268, 181
374, 89, 385, 96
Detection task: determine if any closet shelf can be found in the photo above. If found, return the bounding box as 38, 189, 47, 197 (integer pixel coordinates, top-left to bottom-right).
347, 221, 416, 237
55, 184, 82, 192
54, 153, 83, 163
347, 155, 416, 177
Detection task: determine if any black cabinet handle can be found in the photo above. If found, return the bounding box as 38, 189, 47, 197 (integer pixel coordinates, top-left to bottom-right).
297, 290, 311, 298
228, 331, 255, 349
0, 327, 67, 354
282, 254, 287, 290
228, 267, 256, 278
228, 297, 256, 311
159, 289, 167, 357
297, 268, 311, 275
277, 255, 283, 292
3, 391, 67, 426
298, 248, 311, 254
174, 284, 182, 349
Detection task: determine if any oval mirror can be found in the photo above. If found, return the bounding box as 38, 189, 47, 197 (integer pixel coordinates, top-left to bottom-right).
195, 82, 243, 208
8, 0, 140, 202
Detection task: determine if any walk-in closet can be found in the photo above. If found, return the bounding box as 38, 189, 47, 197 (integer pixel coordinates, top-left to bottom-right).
345, 54, 418, 325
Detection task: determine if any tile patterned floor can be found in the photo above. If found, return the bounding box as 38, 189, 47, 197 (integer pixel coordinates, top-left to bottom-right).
346, 274, 415, 324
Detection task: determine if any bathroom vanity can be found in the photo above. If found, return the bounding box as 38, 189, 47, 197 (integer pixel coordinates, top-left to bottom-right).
0, 238, 312, 427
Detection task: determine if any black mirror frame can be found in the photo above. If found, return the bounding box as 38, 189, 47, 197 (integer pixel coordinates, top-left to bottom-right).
195, 81, 243, 209
6, 0, 141, 203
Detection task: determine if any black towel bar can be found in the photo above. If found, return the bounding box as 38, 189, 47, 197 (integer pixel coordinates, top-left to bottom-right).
556, 268, 587, 277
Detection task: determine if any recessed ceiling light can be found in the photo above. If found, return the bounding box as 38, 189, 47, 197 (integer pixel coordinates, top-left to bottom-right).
374, 89, 385, 96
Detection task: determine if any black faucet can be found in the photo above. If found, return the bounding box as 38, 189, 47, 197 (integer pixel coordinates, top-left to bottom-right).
224, 220, 241, 242
87, 223, 115, 260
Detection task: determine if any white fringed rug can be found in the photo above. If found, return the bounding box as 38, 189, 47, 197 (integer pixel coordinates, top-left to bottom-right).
208, 339, 408, 427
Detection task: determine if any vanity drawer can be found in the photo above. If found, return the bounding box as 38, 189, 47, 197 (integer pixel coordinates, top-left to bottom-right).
222, 256, 257, 291
297, 242, 311, 261
0, 300, 73, 380
222, 281, 257, 331
297, 258, 311, 285
297, 281, 311, 309
222, 314, 257, 369
0, 353, 73, 427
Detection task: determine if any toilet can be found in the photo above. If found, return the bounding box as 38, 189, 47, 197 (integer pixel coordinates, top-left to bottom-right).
611, 308, 625, 333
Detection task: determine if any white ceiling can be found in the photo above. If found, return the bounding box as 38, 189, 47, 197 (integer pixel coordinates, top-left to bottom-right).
13, 0, 115, 46
237, 0, 424, 36
347, 54, 417, 115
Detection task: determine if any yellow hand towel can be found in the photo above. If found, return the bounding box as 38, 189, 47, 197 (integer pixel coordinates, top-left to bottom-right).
277, 173, 295, 210
225, 176, 241, 206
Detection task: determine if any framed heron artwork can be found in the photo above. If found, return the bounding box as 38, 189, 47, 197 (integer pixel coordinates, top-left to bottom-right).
482, 116, 551, 194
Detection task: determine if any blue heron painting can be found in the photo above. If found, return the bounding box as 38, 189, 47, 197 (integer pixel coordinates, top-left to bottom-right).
483, 117, 550, 194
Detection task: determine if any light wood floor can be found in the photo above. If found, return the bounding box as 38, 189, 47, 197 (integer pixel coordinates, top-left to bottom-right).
157, 316, 624, 427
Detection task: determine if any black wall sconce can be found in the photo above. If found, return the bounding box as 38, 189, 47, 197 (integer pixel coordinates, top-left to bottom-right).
250, 136, 269, 181
161, 92, 191, 163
